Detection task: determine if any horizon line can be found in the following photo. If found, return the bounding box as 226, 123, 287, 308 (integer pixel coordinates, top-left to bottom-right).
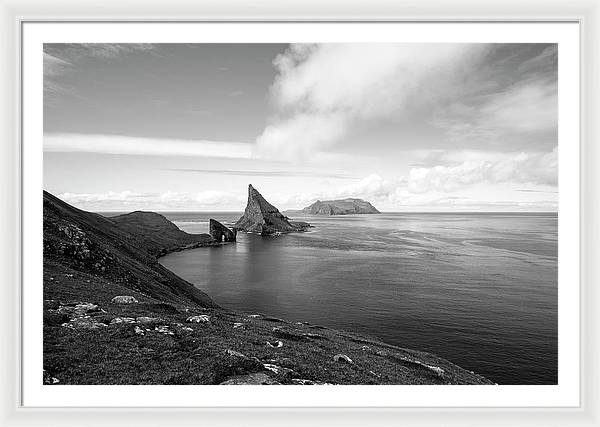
94, 209, 559, 214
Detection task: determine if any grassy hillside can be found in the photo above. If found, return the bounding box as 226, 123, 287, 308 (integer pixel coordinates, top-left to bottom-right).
43, 190, 216, 307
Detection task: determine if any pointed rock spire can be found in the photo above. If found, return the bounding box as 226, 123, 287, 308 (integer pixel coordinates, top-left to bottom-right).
234, 184, 310, 235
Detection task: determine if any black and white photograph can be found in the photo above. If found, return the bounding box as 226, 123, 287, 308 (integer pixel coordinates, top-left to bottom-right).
42, 41, 559, 387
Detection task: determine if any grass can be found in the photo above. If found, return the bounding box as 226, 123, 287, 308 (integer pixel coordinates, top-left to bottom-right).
44, 261, 493, 385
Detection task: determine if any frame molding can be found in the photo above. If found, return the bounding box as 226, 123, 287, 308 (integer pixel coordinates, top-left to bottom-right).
2, 0, 598, 425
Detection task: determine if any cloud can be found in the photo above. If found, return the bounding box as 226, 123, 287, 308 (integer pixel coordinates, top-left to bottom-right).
44, 133, 253, 159
168, 168, 358, 179
44, 43, 158, 61
433, 80, 557, 145
406, 147, 557, 193
58, 152, 558, 212
59, 190, 245, 211
183, 109, 212, 116
44, 44, 160, 105
255, 43, 485, 159
432, 45, 557, 148
392, 194, 557, 211
516, 189, 558, 193
43, 53, 72, 77
255, 112, 347, 158
157, 190, 245, 207
517, 44, 558, 77
335, 174, 400, 199
268, 147, 558, 209
60, 191, 149, 203
271, 174, 403, 209
58, 175, 398, 212
44, 53, 78, 100
481, 82, 557, 132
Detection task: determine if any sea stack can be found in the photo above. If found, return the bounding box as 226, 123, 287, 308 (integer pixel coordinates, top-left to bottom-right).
209, 219, 236, 242
234, 184, 310, 235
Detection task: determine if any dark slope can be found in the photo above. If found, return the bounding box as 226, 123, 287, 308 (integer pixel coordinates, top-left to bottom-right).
111, 210, 213, 257
43, 190, 217, 307
234, 184, 310, 235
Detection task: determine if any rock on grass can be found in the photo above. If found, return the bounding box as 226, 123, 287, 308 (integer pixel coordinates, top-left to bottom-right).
220, 372, 279, 385
111, 295, 138, 304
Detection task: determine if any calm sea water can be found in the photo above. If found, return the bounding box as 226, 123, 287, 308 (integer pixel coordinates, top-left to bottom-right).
158, 212, 558, 385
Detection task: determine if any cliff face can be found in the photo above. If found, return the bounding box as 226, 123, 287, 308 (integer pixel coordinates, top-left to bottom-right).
234, 184, 310, 235
302, 198, 381, 215
43, 190, 217, 308
209, 219, 237, 242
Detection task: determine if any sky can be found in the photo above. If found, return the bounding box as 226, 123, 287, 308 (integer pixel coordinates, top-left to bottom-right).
43, 43, 558, 212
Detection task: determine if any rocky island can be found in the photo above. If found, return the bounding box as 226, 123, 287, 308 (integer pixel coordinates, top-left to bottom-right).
298, 198, 381, 215
43, 190, 492, 385
234, 184, 310, 235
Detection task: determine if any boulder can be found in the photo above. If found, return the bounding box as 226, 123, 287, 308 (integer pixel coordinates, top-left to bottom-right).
110, 317, 136, 324
302, 332, 328, 341
186, 315, 210, 323
291, 378, 315, 385
234, 184, 310, 235
111, 295, 138, 304
154, 325, 174, 335
219, 372, 279, 385
263, 316, 285, 323
263, 363, 298, 377
396, 355, 446, 378
333, 354, 354, 364
43, 370, 60, 385
56, 302, 100, 317
209, 219, 237, 242
62, 317, 107, 330
291, 378, 333, 385
136, 316, 162, 324
225, 349, 248, 358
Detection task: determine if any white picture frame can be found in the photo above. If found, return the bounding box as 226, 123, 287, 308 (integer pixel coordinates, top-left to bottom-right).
1, 0, 599, 425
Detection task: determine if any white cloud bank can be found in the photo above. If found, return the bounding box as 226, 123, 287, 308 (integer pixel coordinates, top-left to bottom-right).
44, 133, 253, 159
275, 146, 557, 210
407, 147, 557, 193
59, 190, 246, 211
59, 146, 557, 212
255, 44, 484, 159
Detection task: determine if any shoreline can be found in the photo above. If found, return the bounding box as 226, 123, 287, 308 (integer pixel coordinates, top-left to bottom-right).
156, 240, 223, 258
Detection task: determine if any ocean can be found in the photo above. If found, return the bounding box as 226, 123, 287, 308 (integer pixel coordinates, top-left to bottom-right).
158, 212, 558, 385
